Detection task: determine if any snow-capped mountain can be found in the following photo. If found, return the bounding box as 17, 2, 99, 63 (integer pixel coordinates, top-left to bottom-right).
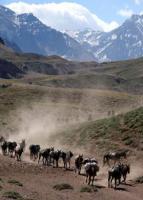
67, 15, 143, 62
66, 29, 102, 46
92, 14, 143, 61
1, 4, 143, 62
0, 5, 95, 61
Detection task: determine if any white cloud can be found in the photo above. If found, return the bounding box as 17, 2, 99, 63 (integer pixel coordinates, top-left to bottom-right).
6, 1, 119, 32
134, 0, 141, 5
118, 8, 134, 17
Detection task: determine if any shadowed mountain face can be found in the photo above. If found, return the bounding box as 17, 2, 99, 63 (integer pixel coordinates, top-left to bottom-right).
0, 59, 23, 78
0, 37, 4, 45
0, 5, 95, 61
0, 37, 98, 76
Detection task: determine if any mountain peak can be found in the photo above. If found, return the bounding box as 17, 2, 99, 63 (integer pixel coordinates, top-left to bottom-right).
0, 5, 15, 16
18, 13, 38, 22
131, 14, 143, 21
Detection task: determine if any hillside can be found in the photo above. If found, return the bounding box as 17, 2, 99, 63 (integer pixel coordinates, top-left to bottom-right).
0, 58, 23, 79
50, 106, 143, 156
23, 57, 143, 94
1, 32, 143, 94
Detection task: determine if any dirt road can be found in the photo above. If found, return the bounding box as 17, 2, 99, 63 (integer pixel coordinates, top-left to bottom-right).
0, 154, 143, 200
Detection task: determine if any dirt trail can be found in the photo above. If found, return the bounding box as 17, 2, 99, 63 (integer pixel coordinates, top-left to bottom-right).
0, 152, 142, 200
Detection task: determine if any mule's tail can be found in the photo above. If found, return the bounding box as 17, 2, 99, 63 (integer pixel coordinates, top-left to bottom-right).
108, 171, 111, 188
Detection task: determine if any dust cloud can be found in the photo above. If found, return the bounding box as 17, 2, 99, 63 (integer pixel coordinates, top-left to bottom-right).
6, 89, 143, 153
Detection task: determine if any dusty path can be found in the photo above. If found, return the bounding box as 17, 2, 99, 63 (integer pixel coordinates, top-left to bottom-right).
0, 154, 143, 200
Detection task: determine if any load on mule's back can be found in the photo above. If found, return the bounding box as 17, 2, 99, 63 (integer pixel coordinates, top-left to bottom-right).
103, 149, 129, 166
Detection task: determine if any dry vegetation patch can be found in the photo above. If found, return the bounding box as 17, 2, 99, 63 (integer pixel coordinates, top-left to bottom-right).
3, 191, 23, 199
8, 180, 23, 187
53, 183, 73, 191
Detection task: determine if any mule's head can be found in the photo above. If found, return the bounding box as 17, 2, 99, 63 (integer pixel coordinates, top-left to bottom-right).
50, 147, 54, 151
70, 151, 73, 158
78, 155, 83, 163
0, 136, 5, 143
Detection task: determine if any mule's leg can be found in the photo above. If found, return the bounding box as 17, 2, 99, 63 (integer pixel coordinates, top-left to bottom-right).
92, 176, 95, 186
78, 167, 81, 175
38, 154, 41, 164
111, 176, 114, 188
108, 173, 111, 188
88, 176, 91, 185
119, 176, 121, 185
107, 159, 110, 167
86, 174, 88, 183
114, 178, 117, 189
123, 174, 126, 183
53, 159, 55, 167
56, 159, 58, 168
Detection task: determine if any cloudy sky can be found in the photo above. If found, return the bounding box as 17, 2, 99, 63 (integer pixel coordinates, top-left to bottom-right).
1, 0, 143, 32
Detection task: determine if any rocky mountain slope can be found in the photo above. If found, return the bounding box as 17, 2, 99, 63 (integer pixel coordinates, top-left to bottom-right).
0, 5, 95, 61
67, 15, 143, 62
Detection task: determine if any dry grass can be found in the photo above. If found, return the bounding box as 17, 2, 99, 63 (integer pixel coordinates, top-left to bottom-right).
53, 183, 73, 191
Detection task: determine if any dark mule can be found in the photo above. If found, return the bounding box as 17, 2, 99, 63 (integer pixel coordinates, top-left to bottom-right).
15, 140, 26, 161
121, 164, 130, 183
38, 147, 54, 165
49, 150, 61, 168
108, 164, 122, 189
84, 162, 99, 185
61, 151, 73, 169
103, 149, 129, 166
29, 144, 40, 161
7, 141, 17, 157
75, 155, 83, 174
1, 140, 8, 155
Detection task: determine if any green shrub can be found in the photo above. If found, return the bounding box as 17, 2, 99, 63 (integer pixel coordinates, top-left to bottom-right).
80, 186, 97, 193
53, 183, 73, 191
8, 180, 23, 187
3, 191, 23, 199
136, 176, 143, 183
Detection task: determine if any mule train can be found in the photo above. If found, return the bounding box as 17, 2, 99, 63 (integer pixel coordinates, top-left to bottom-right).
0, 136, 130, 188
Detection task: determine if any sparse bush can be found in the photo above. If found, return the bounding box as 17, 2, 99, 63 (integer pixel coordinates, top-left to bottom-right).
136, 176, 143, 184
124, 139, 133, 146
8, 180, 23, 187
80, 186, 97, 193
0, 178, 3, 182
53, 183, 73, 191
122, 135, 130, 141
3, 191, 23, 199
